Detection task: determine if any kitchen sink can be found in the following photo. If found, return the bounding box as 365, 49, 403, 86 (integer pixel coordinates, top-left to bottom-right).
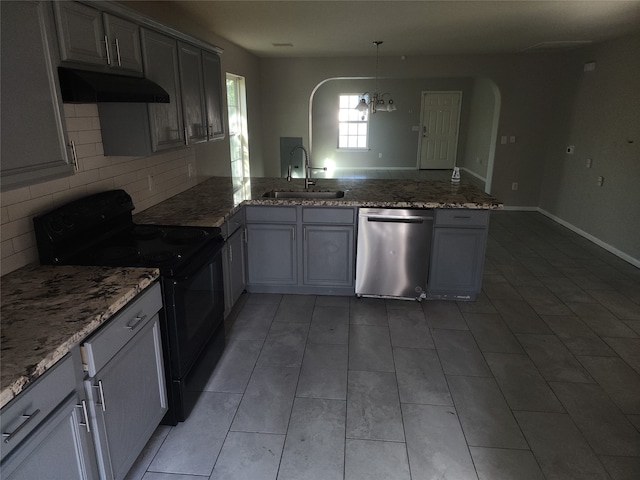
262, 190, 345, 199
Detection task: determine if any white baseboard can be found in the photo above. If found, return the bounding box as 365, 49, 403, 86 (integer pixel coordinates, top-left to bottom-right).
501, 206, 640, 268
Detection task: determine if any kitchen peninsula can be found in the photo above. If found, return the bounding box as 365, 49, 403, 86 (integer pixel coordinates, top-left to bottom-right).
134, 175, 502, 302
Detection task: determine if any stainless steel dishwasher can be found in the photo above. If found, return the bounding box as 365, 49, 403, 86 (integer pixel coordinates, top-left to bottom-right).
355, 208, 433, 300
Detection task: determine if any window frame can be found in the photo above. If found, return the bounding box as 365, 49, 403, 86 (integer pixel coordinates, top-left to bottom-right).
337, 94, 370, 151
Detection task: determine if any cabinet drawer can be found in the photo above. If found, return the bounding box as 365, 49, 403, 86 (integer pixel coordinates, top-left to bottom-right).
245, 206, 297, 223
435, 209, 489, 228
302, 207, 355, 224
82, 283, 162, 376
0, 355, 76, 460
223, 208, 244, 239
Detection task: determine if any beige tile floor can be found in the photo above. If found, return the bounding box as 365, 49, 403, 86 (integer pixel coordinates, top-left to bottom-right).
126, 211, 640, 480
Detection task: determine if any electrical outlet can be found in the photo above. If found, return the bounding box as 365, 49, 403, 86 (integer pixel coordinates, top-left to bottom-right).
500, 136, 507, 145
509, 136, 516, 143
586, 158, 592, 168
378, 153, 383, 159
597, 176, 604, 187
512, 182, 519, 191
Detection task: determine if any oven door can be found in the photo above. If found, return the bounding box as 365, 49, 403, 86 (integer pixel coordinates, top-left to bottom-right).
162, 241, 224, 378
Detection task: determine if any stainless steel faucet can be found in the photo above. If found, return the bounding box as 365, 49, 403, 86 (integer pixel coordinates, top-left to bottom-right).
289, 145, 325, 189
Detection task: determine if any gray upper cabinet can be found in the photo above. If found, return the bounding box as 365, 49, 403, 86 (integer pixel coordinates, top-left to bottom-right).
178, 42, 207, 144
54, 2, 143, 73
0, 1, 73, 190
202, 51, 225, 140
141, 29, 185, 152
103, 14, 143, 72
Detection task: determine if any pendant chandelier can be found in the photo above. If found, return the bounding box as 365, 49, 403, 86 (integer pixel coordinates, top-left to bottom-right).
355, 41, 396, 115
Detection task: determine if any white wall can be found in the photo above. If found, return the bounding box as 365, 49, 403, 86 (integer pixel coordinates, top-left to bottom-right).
539, 34, 640, 262
461, 78, 496, 181
311, 77, 474, 170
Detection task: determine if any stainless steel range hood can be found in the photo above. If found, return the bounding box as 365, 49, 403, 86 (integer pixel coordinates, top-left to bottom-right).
58, 67, 170, 104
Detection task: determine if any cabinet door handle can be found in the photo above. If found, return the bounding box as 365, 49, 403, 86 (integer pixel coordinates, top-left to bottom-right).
126, 313, 147, 330
229, 243, 233, 263
68, 141, 79, 171
2, 409, 41, 443
103, 35, 111, 65
114, 38, 122, 66
77, 401, 91, 433
94, 380, 107, 412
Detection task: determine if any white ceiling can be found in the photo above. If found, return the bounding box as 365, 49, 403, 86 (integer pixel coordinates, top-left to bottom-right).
165, 0, 640, 58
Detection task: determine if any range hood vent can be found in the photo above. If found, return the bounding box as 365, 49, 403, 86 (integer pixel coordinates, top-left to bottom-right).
58, 67, 170, 104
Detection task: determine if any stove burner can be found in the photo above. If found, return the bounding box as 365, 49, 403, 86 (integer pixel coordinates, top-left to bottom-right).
143, 251, 178, 263
133, 225, 162, 240
165, 229, 206, 245
99, 246, 140, 263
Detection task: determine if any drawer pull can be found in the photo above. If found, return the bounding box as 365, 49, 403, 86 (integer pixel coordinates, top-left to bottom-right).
126, 313, 147, 330
2, 409, 41, 443
453, 215, 471, 219
77, 401, 91, 433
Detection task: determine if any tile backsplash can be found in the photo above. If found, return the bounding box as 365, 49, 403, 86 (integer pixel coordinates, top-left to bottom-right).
1, 103, 199, 276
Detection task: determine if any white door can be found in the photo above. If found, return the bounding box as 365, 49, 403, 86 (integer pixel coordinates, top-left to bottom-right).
419, 92, 462, 169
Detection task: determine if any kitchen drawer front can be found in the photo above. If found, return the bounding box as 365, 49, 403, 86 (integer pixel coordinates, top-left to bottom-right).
82, 282, 162, 376
0, 355, 76, 460
435, 209, 489, 228
223, 208, 244, 239
245, 206, 297, 223
302, 207, 355, 224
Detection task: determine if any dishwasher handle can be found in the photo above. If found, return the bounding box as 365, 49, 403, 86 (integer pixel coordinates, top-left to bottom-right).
366, 216, 427, 224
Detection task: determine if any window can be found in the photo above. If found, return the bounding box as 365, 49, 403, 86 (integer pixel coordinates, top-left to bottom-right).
226, 73, 251, 202
338, 94, 368, 149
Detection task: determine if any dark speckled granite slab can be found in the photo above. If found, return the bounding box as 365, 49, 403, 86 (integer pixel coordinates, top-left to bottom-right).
133, 176, 502, 227
0, 265, 159, 408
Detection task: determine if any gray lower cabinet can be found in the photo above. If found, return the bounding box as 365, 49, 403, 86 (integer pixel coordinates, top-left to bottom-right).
246, 223, 298, 286
1, 394, 98, 480
427, 209, 489, 301
222, 210, 247, 317
82, 283, 166, 480
0, 355, 98, 480
245, 206, 356, 295
0, 1, 73, 190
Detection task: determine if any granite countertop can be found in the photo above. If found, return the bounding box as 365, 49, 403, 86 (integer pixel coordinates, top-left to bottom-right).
133, 176, 503, 227
0, 265, 159, 409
